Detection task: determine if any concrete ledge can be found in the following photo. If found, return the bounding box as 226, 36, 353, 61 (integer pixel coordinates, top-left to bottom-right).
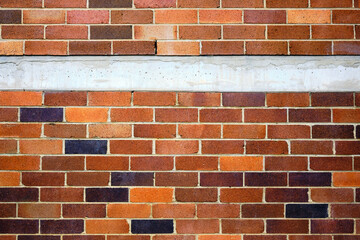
0, 56, 359, 91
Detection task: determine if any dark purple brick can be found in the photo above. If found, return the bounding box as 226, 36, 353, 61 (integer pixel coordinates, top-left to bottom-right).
311, 220, 354, 233
334, 236, 360, 240
245, 173, 287, 186
0, 188, 38, 202
89, 0, 132, 8
41, 220, 84, 234
266, 188, 309, 202
289, 172, 331, 186
63, 236, 105, 240
90, 26, 132, 39
111, 172, 154, 186
0, 10, 21, 24
20, 108, 63, 122
312, 125, 354, 139
357, 125, 360, 138
286, 204, 328, 218
356, 189, 360, 202
19, 236, 60, 240
131, 220, 173, 234
200, 172, 243, 186
65, 140, 107, 154
222, 93, 265, 107
0, 220, 39, 234
311, 92, 354, 106
86, 188, 128, 202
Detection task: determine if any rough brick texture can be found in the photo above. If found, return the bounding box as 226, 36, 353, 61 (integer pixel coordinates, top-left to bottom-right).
0, 1, 360, 55
0, 91, 359, 238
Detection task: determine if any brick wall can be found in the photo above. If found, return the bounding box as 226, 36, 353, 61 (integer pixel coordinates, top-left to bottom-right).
0, 0, 360, 55
0, 91, 359, 238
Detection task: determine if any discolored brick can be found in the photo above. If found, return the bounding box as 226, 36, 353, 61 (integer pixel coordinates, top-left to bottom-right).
132, 220, 173, 234
223, 93, 265, 107
18, 204, 61, 218
90, 26, 132, 39
112, 10, 153, 24
289, 109, 331, 122
267, 0, 308, 8
244, 10, 286, 24
0, 10, 21, 24
65, 140, 107, 154
20, 108, 63, 122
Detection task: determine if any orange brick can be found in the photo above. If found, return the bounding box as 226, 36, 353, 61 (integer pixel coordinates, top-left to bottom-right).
108, 204, 151, 218
25, 41, 67, 55
67, 10, 109, 24
333, 172, 360, 187
133, 92, 176, 106
112, 10, 153, 24
201, 41, 245, 55
156, 140, 199, 154
88, 92, 131, 106
176, 156, 218, 171
0, 41, 23, 55
0, 124, 41, 138
197, 204, 240, 218
223, 25, 266, 39
87, 156, 129, 170
0, 0, 42, 7
23, 10, 65, 23
0, 156, 40, 170
131, 156, 173, 171
157, 41, 200, 55
200, 10, 242, 23
46, 25, 88, 39
155, 10, 197, 24
178, 93, 221, 106
20, 140, 62, 154
267, 93, 310, 107
180, 26, 221, 40
177, 220, 219, 234
18, 204, 61, 218
311, 188, 354, 202
0, 91, 42, 106
0, 140, 17, 154
199, 236, 242, 240
288, 10, 331, 24
156, 108, 198, 122
246, 41, 288, 55
44, 0, 87, 8
111, 108, 153, 122
135, 26, 177, 40
223, 125, 266, 139
0, 172, 20, 186
153, 204, 196, 218
86, 220, 129, 234
333, 109, 360, 123
134, 124, 176, 138
66, 108, 108, 122
179, 124, 221, 139
220, 156, 263, 171
179, 0, 220, 8
130, 188, 173, 202
220, 188, 263, 202
110, 140, 152, 154
89, 124, 132, 138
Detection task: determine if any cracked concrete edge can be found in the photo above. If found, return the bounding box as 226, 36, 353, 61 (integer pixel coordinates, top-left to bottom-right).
0, 56, 359, 92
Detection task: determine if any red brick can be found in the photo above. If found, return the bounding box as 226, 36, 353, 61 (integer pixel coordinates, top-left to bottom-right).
223, 93, 265, 107
291, 141, 333, 155
18, 204, 61, 218
134, 92, 176, 106
201, 41, 245, 55
131, 156, 173, 171
199, 10, 243, 23
199, 236, 241, 240
134, 124, 176, 138
44, 91, 87, 106
155, 10, 197, 24
156, 172, 198, 186
202, 140, 244, 154
289, 109, 331, 122
0, 156, 40, 170
223, 125, 266, 139
157, 41, 200, 55
176, 188, 217, 202
113, 41, 155, 55
41, 188, 84, 202
311, 0, 352, 7
25, 41, 67, 55
0, 204, 16, 217
44, 124, 87, 138
22, 172, 65, 186
223, 25, 266, 39
134, 0, 176, 8
221, 188, 263, 203
64, 204, 106, 218
153, 204, 195, 218
42, 156, 84, 171
112, 10, 153, 24
0, 124, 41, 138
23, 10, 65, 24
0, 91, 42, 106
111, 108, 153, 122
245, 109, 287, 122
311, 156, 352, 171
267, 220, 309, 233
242, 204, 284, 218
178, 0, 220, 8
334, 41, 360, 55
89, 124, 132, 138
268, 26, 310, 39
331, 204, 360, 218
153, 237, 193, 240
197, 204, 240, 218
336, 141, 360, 155
69, 41, 111, 55
311, 220, 354, 233
0, 0, 42, 7
311, 188, 354, 202
246, 41, 288, 55
156, 108, 198, 122
2, 26, 44, 39
333, 10, 360, 24
87, 156, 129, 171
222, 220, 264, 233
44, 0, 87, 8
176, 156, 218, 171
288, 10, 331, 24
178, 124, 221, 138
177, 220, 219, 234
267, 93, 310, 107
180, 26, 222, 40
0, 108, 18, 121
266, 188, 308, 202
156, 140, 199, 154
247, 141, 288, 154
46, 26, 88, 39
289, 236, 331, 240
222, 0, 264, 8
268, 125, 310, 139
200, 109, 242, 122
67, 172, 109, 186
312, 25, 354, 39
20, 140, 62, 154
290, 41, 332, 55
110, 140, 152, 154
265, 157, 308, 171
67, 10, 109, 24
244, 10, 286, 23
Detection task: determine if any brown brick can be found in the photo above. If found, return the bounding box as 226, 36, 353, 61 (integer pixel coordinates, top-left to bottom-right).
197, 204, 240, 218
178, 0, 220, 8
87, 156, 129, 171
156, 108, 198, 122
176, 156, 218, 171
2, 26, 44, 39
312, 92, 354, 106
312, 125, 354, 139
334, 41, 360, 55
267, 93, 310, 107
0, 10, 21, 24
0, 108, 18, 122
333, 10, 360, 24
18, 204, 61, 218
199, 10, 243, 24
311, 0, 352, 7
156, 172, 198, 186
153, 204, 195, 218
244, 10, 286, 23
44, 0, 87, 8
246, 141, 288, 154
223, 125, 266, 139
45, 92, 87, 106
89, 0, 132, 8
223, 25, 265, 39
69, 41, 111, 55
178, 93, 221, 107
268, 125, 310, 139
266, 188, 308, 202
244, 237, 286, 240
46, 25, 88, 39
267, 220, 309, 233
200, 109, 242, 122
177, 220, 219, 234
265, 157, 308, 171
180, 26, 221, 40
134, 124, 175, 138
223, 93, 265, 107
0, 0, 42, 8
289, 109, 331, 122
336, 141, 360, 155
201, 41, 245, 55
202, 140, 244, 154
242, 204, 284, 218
331, 204, 360, 218
290, 41, 332, 55
22, 172, 64, 186
176, 188, 217, 202
245, 109, 287, 122
25, 41, 67, 55
311, 188, 354, 202
246, 41, 288, 55
111, 108, 153, 122
156, 140, 199, 154
179, 124, 220, 139
246, 172, 287, 186
222, 220, 264, 233
113, 41, 155, 55
131, 156, 173, 171
110, 140, 152, 154
313, 25, 354, 39
42, 156, 84, 171
63, 204, 106, 218
90, 26, 131, 39
44, 124, 86, 138
221, 188, 263, 203
310, 157, 352, 171
0, 204, 16, 217
291, 140, 333, 154
311, 220, 354, 233
222, 0, 264, 8
67, 172, 109, 186
267, 0, 308, 7
201, 173, 243, 187
40, 188, 84, 202
268, 26, 310, 39
134, 92, 176, 106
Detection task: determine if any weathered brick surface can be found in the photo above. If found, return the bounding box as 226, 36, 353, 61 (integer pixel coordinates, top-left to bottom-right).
0, 91, 358, 238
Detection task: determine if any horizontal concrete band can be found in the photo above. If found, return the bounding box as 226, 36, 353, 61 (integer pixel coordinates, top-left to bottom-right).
1, 56, 360, 92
